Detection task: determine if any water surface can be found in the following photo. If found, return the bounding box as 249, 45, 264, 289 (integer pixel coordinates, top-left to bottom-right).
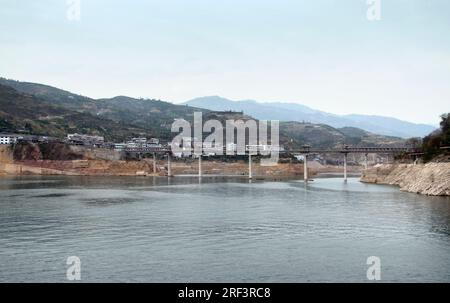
0, 176, 449, 282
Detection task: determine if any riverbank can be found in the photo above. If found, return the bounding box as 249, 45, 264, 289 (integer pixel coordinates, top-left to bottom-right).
0, 144, 159, 176
0, 144, 362, 178
361, 163, 450, 196
0, 158, 327, 179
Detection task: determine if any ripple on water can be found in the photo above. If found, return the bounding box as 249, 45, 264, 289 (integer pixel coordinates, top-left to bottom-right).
32, 193, 73, 198
80, 197, 140, 207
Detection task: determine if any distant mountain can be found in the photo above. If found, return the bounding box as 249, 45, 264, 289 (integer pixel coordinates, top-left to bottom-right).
184, 96, 436, 138
0, 77, 406, 148
342, 114, 435, 139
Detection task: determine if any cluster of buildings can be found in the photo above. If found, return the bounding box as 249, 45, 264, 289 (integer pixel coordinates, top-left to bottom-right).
0, 133, 163, 152
114, 137, 161, 151
0, 134, 15, 145
0, 133, 57, 145
65, 134, 163, 151
1, 132, 283, 159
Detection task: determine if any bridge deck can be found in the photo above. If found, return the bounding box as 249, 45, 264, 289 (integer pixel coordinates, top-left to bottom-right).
123, 146, 416, 154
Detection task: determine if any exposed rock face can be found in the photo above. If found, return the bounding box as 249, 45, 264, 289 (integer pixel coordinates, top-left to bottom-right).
361, 163, 450, 196
12, 142, 83, 161
0, 145, 13, 164
169, 160, 309, 178
0, 159, 159, 176
0, 143, 157, 176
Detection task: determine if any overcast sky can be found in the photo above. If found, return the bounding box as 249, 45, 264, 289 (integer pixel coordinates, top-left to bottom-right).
1, 0, 449, 125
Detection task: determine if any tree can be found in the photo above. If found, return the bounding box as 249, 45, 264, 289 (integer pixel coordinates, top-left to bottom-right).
422, 113, 450, 161
439, 113, 450, 146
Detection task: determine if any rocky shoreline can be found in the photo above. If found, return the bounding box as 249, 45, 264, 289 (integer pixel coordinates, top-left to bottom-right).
361, 163, 450, 196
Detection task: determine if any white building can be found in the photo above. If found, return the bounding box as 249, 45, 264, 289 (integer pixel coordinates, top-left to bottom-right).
246, 144, 283, 153
226, 143, 237, 153
124, 142, 137, 148
130, 137, 147, 144
114, 143, 127, 151
294, 155, 305, 162
148, 138, 160, 145
0, 134, 18, 145
202, 142, 222, 156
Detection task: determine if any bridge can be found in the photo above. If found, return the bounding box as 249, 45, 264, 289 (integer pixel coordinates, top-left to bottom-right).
282, 146, 415, 154
283, 145, 417, 182
124, 147, 171, 153
123, 145, 418, 182
124, 146, 414, 155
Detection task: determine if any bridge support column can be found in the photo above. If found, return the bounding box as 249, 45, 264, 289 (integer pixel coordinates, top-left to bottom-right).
364, 153, 368, 170
153, 153, 157, 174
303, 154, 308, 182
248, 154, 252, 179
413, 154, 418, 165
167, 154, 172, 177
198, 155, 202, 178
343, 153, 348, 182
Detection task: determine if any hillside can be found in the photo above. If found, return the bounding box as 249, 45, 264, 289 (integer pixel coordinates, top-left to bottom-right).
0, 77, 210, 140
279, 123, 403, 149
0, 78, 93, 109
184, 96, 436, 138
0, 84, 145, 141
0, 78, 405, 148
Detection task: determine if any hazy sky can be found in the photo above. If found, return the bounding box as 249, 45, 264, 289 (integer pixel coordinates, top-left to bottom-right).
1, 0, 449, 125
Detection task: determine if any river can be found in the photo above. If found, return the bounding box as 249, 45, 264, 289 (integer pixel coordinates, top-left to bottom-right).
0, 175, 449, 282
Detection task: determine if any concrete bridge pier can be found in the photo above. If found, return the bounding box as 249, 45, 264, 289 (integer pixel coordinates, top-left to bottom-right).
303, 154, 308, 182
167, 154, 172, 177
343, 153, 348, 182
364, 153, 368, 170
198, 155, 202, 178
248, 154, 253, 179
153, 152, 157, 174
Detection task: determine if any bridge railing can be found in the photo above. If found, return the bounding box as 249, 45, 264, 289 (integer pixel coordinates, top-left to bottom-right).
123, 145, 418, 155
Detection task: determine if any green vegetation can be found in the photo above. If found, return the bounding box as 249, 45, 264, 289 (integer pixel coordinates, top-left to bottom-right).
422, 113, 450, 161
